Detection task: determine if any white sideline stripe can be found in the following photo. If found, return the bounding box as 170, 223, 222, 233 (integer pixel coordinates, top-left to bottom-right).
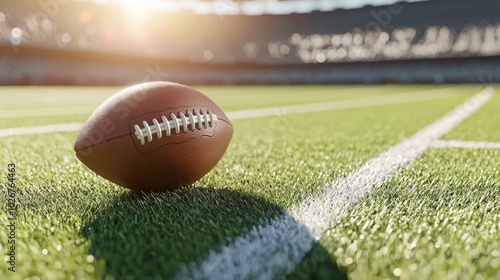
0, 87, 450, 119
216, 86, 381, 106
0, 123, 84, 138
175, 87, 494, 280
0, 106, 97, 119
226, 87, 455, 120
432, 139, 500, 149
0, 88, 455, 138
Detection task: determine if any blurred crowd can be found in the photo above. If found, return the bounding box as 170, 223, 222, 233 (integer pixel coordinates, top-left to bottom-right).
1, 0, 499, 65
286, 24, 500, 63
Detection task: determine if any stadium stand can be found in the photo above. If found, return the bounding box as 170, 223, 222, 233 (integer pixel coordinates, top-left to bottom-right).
1, 0, 499, 84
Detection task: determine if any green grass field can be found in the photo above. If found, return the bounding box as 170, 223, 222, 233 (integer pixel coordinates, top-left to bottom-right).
0, 85, 499, 279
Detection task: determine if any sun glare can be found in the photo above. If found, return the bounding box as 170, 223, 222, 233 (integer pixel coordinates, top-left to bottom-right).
118, 0, 153, 25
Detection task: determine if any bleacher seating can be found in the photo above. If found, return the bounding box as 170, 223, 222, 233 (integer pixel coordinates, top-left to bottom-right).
1, 0, 499, 84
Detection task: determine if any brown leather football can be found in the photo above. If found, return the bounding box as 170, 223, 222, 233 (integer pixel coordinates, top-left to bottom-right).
74, 82, 233, 192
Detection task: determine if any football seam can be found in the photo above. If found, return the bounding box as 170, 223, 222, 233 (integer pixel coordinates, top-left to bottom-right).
133, 109, 218, 145
74, 118, 232, 154
75, 132, 130, 153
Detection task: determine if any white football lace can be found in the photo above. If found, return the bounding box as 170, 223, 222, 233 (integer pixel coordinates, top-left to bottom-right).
134, 109, 217, 145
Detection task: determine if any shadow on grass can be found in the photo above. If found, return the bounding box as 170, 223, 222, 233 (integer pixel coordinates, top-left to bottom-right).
82, 187, 346, 279
287, 242, 348, 280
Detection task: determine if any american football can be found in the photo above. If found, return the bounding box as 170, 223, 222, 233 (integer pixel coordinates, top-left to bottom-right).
2, 0, 499, 278
74, 81, 233, 191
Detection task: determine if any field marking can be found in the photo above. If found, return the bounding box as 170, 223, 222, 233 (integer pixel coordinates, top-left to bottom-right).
212, 86, 382, 106
227, 87, 454, 120
0, 123, 84, 138
432, 139, 500, 149
0, 87, 451, 120
218, 86, 421, 107
0, 106, 98, 119
175, 87, 494, 280
0, 88, 455, 138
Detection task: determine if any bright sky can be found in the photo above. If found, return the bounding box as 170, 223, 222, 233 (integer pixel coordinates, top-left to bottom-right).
85, 0, 427, 15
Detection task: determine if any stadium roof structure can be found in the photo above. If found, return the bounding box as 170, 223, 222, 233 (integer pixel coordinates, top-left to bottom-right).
81, 0, 427, 15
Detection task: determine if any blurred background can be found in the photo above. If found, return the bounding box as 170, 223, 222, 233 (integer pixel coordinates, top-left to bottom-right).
1, 0, 499, 85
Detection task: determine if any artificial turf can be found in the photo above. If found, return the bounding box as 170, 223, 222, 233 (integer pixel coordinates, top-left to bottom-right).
311, 148, 500, 280
0, 84, 452, 128
0, 85, 497, 279
292, 87, 500, 280
443, 88, 500, 142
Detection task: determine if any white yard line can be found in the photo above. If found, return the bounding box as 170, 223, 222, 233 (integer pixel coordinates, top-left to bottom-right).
0, 106, 98, 119
0, 87, 451, 119
216, 86, 382, 106
432, 139, 500, 149
0, 88, 456, 138
175, 87, 494, 280
0, 123, 85, 138
227, 87, 454, 120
